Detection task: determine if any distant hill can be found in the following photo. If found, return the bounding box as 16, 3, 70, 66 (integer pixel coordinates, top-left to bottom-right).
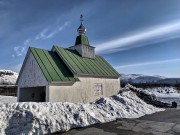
120, 74, 165, 84
0, 70, 18, 85
120, 74, 180, 85
158, 78, 180, 84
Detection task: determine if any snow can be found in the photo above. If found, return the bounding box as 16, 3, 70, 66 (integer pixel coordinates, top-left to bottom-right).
0, 90, 163, 134
124, 84, 180, 106
143, 87, 180, 98
142, 87, 180, 106
0, 96, 17, 103
0, 70, 18, 85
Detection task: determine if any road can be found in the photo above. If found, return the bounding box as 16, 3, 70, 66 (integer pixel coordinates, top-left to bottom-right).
53, 107, 180, 135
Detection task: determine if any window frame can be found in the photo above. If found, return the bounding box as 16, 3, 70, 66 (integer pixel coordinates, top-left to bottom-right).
94, 83, 103, 96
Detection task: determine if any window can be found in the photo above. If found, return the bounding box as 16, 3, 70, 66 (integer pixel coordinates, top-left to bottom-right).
94, 83, 103, 96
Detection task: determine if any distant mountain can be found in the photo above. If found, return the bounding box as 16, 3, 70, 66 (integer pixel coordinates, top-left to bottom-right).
0, 70, 18, 85
120, 74, 174, 84
158, 78, 180, 84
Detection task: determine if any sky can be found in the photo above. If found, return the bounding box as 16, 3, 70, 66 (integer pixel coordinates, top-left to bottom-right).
0, 0, 179, 78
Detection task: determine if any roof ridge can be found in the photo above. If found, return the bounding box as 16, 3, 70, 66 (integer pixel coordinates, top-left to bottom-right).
53, 46, 120, 78
29, 47, 49, 51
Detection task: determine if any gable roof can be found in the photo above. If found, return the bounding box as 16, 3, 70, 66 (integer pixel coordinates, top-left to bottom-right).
30, 47, 78, 83
17, 46, 119, 84
53, 46, 120, 78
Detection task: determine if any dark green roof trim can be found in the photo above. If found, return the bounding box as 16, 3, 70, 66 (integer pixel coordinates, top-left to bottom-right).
30, 47, 79, 82
75, 35, 90, 46
53, 46, 120, 78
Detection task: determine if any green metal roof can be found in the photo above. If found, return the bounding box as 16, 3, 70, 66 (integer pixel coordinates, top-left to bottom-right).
75, 35, 90, 46
30, 47, 78, 82
53, 46, 120, 78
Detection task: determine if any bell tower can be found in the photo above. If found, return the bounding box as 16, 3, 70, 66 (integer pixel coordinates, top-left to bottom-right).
69, 15, 95, 58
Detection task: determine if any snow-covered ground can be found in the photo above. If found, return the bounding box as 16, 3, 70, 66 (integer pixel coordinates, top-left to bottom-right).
143, 87, 180, 98
0, 90, 163, 134
0, 95, 17, 103
143, 87, 180, 105
0, 70, 18, 85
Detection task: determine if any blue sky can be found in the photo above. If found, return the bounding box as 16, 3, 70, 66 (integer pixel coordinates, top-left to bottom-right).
0, 0, 179, 77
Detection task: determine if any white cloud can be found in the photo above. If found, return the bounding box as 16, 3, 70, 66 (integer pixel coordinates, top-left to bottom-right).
13, 46, 26, 56
35, 27, 49, 40
46, 21, 70, 38
12, 39, 31, 58
12, 21, 70, 58
115, 58, 180, 69
95, 20, 180, 54
35, 21, 70, 40
23, 39, 31, 46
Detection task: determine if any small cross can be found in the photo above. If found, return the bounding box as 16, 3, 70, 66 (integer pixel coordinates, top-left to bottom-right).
80, 14, 83, 23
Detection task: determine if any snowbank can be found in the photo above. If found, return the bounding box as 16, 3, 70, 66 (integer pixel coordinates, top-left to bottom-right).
0, 70, 18, 85
124, 84, 180, 106
125, 84, 180, 99
0, 90, 163, 134
0, 96, 17, 103
143, 87, 180, 98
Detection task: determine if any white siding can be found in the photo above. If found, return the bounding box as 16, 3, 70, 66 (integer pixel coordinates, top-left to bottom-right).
18, 52, 48, 88
82, 45, 95, 58
69, 44, 95, 58
48, 77, 120, 103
